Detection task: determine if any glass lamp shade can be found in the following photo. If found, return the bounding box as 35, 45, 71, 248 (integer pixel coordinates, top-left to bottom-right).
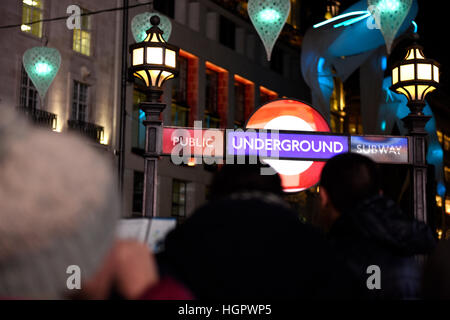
129, 16, 179, 89
391, 44, 439, 102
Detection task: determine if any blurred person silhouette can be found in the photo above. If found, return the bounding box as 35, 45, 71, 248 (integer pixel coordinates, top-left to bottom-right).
157, 162, 361, 299
318, 153, 436, 299
0, 108, 189, 300
423, 239, 450, 299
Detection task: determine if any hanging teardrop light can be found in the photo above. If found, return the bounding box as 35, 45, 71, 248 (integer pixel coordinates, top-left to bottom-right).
247, 0, 291, 61
22, 46, 61, 99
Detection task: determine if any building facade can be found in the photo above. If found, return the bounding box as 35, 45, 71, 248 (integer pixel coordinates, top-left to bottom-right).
124, 0, 307, 220
0, 0, 308, 219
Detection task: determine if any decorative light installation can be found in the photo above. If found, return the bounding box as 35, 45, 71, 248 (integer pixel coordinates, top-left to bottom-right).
247, 0, 290, 61
23, 46, 61, 99
367, 0, 412, 53
131, 12, 172, 43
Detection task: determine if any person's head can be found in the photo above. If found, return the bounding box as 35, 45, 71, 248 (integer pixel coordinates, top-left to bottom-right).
318, 153, 382, 230
210, 162, 282, 199
0, 109, 121, 299
160, 189, 323, 299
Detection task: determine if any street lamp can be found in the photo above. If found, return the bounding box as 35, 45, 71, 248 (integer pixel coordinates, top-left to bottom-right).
390, 42, 440, 223
129, 15, 179, 217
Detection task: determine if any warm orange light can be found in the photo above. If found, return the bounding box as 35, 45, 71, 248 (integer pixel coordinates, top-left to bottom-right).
205, 61, 228, 74
179, 49, 197, 60
187, 157, 196, 166
436, 195, 443, 207
260, 85, 278, 97
234, 74, 254, 86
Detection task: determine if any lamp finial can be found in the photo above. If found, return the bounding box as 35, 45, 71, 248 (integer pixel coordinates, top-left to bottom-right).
150, 15, 160, 26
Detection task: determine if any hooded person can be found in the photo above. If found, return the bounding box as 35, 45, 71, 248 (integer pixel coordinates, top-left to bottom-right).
157, 163, 362, 299
318, 153, 437, 300
0, 108, 163, 299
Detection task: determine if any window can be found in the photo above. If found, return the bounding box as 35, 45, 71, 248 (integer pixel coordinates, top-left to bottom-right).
19, 65, 40, 109
132, 171, 144, 213
205, 68, 219, 114
325, 0, 341, 19
171, 56, 190, 127
204, 113, 221, 129
171, 52, 199, 127
73, 8, 91, 56
346, 115, 363, 134
132, 89, 147, 151
330, 78, 345, 133
437, 131, 443, 144
172, 56, 188, 104
234, 81, 246, 126
219, 16, 235, 50
171, 104, 189, 127
287, 0, 300, 29
205, 62, 228, 128
172, 180, 187, 217
436, 195, 443, 207
21, 0, 43, 38
72, 81, 88, 121
259, 86, 277, 106
444, 135, 450, 152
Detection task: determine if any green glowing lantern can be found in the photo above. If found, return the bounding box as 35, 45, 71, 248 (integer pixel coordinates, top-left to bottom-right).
131, 12, 172, 43
248, 0, 291, 61
23, 46, 61, 100
368, 0, 412, 53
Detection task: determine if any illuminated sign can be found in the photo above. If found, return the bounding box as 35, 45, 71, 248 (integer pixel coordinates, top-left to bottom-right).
227, 131, 348, 160
162, 127, 224, 158
161, 100, 411, 194
351, 136, 409, 164
245, 99, 332, 193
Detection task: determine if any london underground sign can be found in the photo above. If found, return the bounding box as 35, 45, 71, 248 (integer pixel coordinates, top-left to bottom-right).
162, 126, 224, 159
227, 131, 348, 160
161, 99, 410, 193
350, 136, 409, 164
244, 99, 334, 192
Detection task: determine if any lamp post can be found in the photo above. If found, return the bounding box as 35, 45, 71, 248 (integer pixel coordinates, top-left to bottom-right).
390, 42, 440, 223
129, 15, 179, 217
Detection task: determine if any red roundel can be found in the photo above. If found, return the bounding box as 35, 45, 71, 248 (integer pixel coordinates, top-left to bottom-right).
246, 99, 330, 193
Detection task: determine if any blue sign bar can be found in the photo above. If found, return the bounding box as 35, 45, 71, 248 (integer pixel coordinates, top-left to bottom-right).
350, 136, 409, 164
227, 131, 349, 160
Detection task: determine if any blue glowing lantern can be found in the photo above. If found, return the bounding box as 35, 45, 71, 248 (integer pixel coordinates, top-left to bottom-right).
248, 0, 291, 61
367, 0, 413, 53
23, 46, 61, 100
131, 12, 172, 43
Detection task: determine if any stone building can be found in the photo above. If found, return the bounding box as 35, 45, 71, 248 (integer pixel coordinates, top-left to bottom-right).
0, 0, 308, 219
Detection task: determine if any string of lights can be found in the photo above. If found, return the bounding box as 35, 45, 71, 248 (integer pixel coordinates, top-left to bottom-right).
0, 1, 154, 30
